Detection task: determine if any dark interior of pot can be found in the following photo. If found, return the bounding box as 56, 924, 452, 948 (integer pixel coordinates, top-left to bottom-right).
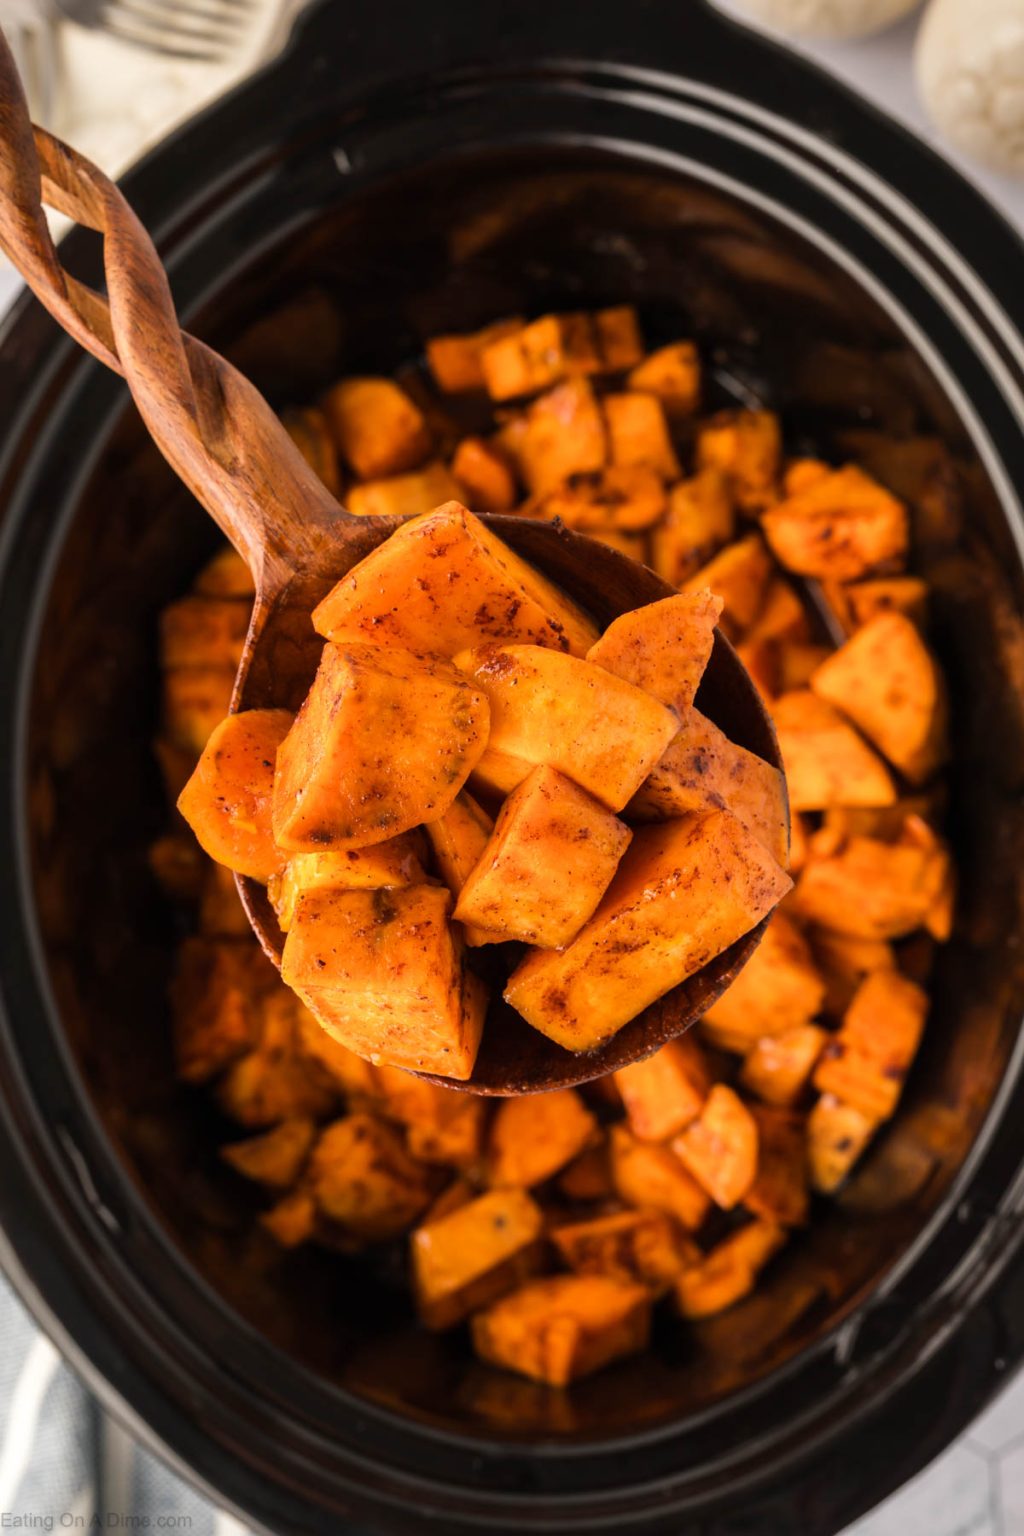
23, 148, 1024, 1439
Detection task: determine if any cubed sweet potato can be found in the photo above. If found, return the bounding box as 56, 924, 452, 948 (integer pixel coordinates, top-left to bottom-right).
675, 1220, 786, 1319
696, 409, 781, 512
772, 690, 896, 812
468, 747, 535, 805
307, 1114, 434, 1240
807, 926, 896, 1016
215, 987, 338, 1129
345, 461, 461, 518
844, 576, 928, 630
558, 1143, 614, 1202
740, 1024, 828, 1108
272, 643, 488, 852
627, 341, 701, 417
426, 317, 526, 393
593, 306, 645, 371
807, 1094, 876, 1193
161, 667, 235, 756
412, 1188, 545, 1328
177, 709, 292, 881
171, 937, 276, 1084
313, 503, 598, 657
812, 969, 928, 1120
810, 613, 948, 784
743, 1106, 809, 1226
506, 811, 791, 1052
454, 643, 678, 813
268, 833, 428, 932
423, 1177, 476, 1225
650, 469, 734, 587
793, 830, 951, 940
455, 766, 631, 948
528, 465, 666, 532
282, 406, 342, 496
406, 1098, 488, 1169
683, 533, 773, 636
776, 641, 833, 693
295, 1009, 378, 1099
609, 1125, 712, 1230
321, 377, 432, 478
762, 465, 909, 580
672, 1084, 759, 1210
472, 1275, 652, 1385
603, 392, 682, 480
160, 596, 249, 672
512, 378, 608, 494
489, 1089, 597, 1188
194, 547, 254, 599
451, 436, 518, 511
552, 1209, 700, 1295
221, 1118, 316, 1189
423, 792, 494, 946
282, 885, 486, 1080
700, 910, 826, 1053
261, 1191, 316, 1248
586, 590, 722, 716
614, 1035, 712, 1142
480, 313, 603, 400
198, 860, 251, 938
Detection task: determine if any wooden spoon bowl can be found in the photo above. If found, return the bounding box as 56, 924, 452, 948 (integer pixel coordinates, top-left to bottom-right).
0, 31, 784, 1094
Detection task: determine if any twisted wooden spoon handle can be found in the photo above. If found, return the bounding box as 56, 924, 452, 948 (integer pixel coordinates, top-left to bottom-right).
0, 28, 345, 593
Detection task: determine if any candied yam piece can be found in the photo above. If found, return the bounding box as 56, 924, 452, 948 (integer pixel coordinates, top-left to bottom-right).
161, 667, 235, 756
650, 469, 735, 587
283, 887, 487, 1081
628, 707, 788, 868
529, 465, 666, 532
160, 596, 249, 672
696, 409, 781, 512
472, 1274, 651, 1385
321, 377, 431, 478
845, 576, 928, 630
810, 612, 949, 784
481, 312, 603, 400
772, 690, 896, 812
558, 1143, 614, 1202
603, 392, 682, 481
177, 709, 292, 881
793, 830, 951, 940
627, 341, 701, 416
451, 436, 518, 512
282, 406, 342, 496
552, 1209, 700, 1295
171, 937, 275, 1084
513, 377, 608, 494
614, 1035, 712, 1142
701, 910, 826, 1054
586, 590, 723, 715
268, 833, 428, 932
740, 1024, 828, 1108
675, 1220, 786, 1318
455, 644, 678, 813
455, 767, 630, 948
672, 1085, 759, 1210
506, 811, 792, 1051
412, 1188, 545, 1328
489, 1089, 597, 1188
744, 1107, 809, 1226
426, 316, 526, 393
272, 643, 488, 852
194, 546, 254, 599
776, 641, 833, 693
262, 1190, 316, 1248
346, 461, 461, 518
307, 1114, 434, 1240
682, 534, 773, 636
593, 306, 645, 371
295, 1008, 378, 1099
609, 1125, 712, 1230
812, 970, 928, 1120
762, 465, 909, 580
198, 860, 251, 939
313, 503, 597, 657
807, 1094, 876, 1193
221, 1118, 316, 1189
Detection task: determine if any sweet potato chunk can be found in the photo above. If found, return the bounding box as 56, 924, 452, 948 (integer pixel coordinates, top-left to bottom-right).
161, 667, 235, 756
772, 691, 896, 812
793, 830, 951, 939
700, 911, 826, 1054
683, 534, 773, 635
268, 834, 428, 932
845, 576, 928, 630
194, 546, 254, 599
171, 937, 275, 1084
455, 767, 631, 948
528, 465, 666, 532
283, 406, 342, 496
807, 1094, 876, 1192
614, 1035, 712, 1142
696, 409, 781, 512
198, 860, 251, 938
178, 709, 291, 881
650, 469, 734, 587
808, 926, 896, 1016
424, 792, 494, 946
603, 392, 682, 480
481, 313, 603, 400
558, 1143, 614, 1202
675, 1220, 786, 1319
345, 461, 460, 518
672, 1085, 759, 1210
471, 1275, 651, 1385
214, 986, 338, 1129
489, 1089, 597, 1188
552, 1209, 700, 1295
744, 1107, 809, 1226
307, 1114, 434, 1240
412, 1188, 545, 1328
313, 504, 598, 657
455, 644, 678, 813
160, 597, 249, 672
282, 885, 485, 1080
513, 378, 608, 494
609, 1125, 712, 1230
321, 377, 431, 478
593, 306, 645, 371
272, 643, 488, 852
506, 812, 791, 1051
627, 342, 701, 416
762, 465, 909, 580
776, 641, 833, 693
812, 970, 928, 1120
295, 1009, 378, 1099
628, 708, 788, 868
587, 591, 722, 716
221, 1118, 316, 1189
810, 613, 948, 784
451, 436, 518, 511
261, 1191, 316, 1248
426, 317, 525, 393
406, 1098, 487, 1169
740, 1024, 828, 1107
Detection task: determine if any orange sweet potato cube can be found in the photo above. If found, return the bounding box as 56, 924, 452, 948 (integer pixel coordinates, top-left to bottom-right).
471, 1275, 652, 1385
454, 766, 632, 948
772, 690, 896, 812
160, 596, 249, 672
506, 811, 791, 1052
609, 1125, 712, 1230
740, 1023, 828, 1107
793, 830, 951, 940
426, 317, 526, 393
552, 1209, 700, 1295
513, 377, 608, 494
776, 642, 833, 693
178, 709, 292, 881
451, 436, 518, 511
281, 885, 486, 1081
282, 406, 343, 496
198, 860, 253, 939
696, 409, 781, 512
261, 1191, 316, 1248
650, 469, 735, 587
746, 576, 810, 647
312, 504, 598, 657
321, 377, 432, 479
808, 926, 896, 1016
272, 643, 488, 852
194, 546, 254, 599
845, 576, 928, 629
700, 910, 826, 1054
295, 1008, 378, 1099
603, 392, 682, 480
345, 461, 460, 517
411, 1188, 545, 1328
488, 1089, 598, 1188
586, 590, 723, 715
268, 833, 428, 932
170, 937, 274, 1083
762, 465, 909, 580
675, 1220, 786, 1319
682, 533, 773, 636
672, 1084, 759, 1210
807, 1094, 876, 1193
213, 987, 338, 1129
454, 644, 679, 813
593, 306, 645, 371
528, 465, 666, 532
812, 969, 928, 1120
406, 1098, 488, 1170
424, 792, 494, 946
743, 1106, 809, 1226
307, 1114, 434, 1240
627, 341, 701, 416
221, 1118, 316, 1189
480, 312, 603, 400
161, 667, 235, 756
614, 1035, 712, 1142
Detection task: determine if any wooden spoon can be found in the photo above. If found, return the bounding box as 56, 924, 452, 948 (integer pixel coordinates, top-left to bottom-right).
0, 33, 785, 1094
